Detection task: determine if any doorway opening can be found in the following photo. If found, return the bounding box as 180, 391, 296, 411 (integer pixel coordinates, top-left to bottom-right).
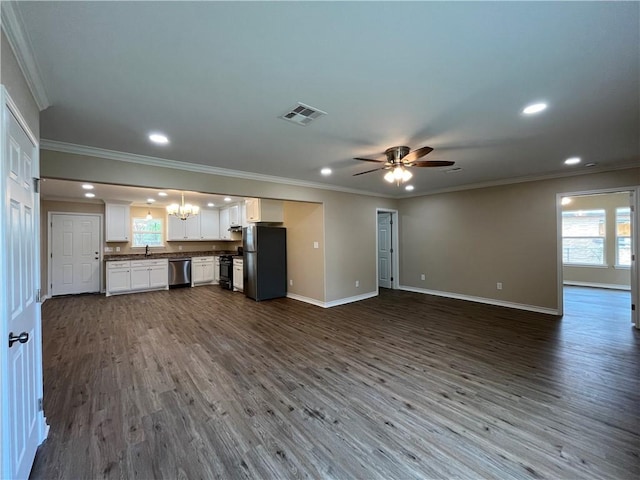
557, 188, 638, 328
376, 209, 399, 290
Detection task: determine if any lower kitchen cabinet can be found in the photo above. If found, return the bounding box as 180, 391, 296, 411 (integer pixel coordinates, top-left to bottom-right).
192, 256, 215, 286
214, 256, 220, 284
106, 259, 168, 296
233, 257, 243, 292
106, 261, 131, 295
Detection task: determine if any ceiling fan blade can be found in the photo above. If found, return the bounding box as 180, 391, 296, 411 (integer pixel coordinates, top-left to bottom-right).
411, 160, 455, 168
353, 167, 387, 176
354, 157, 385, 163
402, 146, 434, 162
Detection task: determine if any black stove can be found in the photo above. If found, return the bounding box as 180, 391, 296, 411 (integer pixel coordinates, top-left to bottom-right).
219, 255, 234, 290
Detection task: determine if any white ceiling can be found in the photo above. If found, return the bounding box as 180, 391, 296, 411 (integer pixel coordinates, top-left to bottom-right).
9, 1, 640, 198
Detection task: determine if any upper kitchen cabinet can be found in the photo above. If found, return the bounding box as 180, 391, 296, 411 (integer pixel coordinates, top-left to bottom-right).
199, 209, 220, 240
245, 198, 284, 223
166, 214, 201, 241
219, 207, 231, 240
105, 202, 131, 242
228, 203, 240, 227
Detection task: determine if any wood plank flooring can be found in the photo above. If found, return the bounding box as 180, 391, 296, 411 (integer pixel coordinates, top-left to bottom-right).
30, 286, 639, 479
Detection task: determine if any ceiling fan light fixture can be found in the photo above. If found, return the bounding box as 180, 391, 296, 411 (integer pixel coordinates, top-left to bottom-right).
384, 170, 395, 183
401, 168, 413, 182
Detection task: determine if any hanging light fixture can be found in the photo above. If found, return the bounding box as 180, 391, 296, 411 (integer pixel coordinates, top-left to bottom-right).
145, 203, 153, 220
167, 192, 200, 220
384, 165, 413, 185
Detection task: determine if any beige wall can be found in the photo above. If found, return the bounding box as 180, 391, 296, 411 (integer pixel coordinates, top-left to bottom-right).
283, 201, 325, 301
40, 149, 397, 303
1, 30, 40, 138
562, 192, 631, 288
398, 168, 639, 310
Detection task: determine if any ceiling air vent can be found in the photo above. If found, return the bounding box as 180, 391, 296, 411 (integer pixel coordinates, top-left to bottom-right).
279, 102, 327, 126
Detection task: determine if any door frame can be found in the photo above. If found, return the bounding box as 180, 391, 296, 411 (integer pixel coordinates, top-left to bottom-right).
376, 208, 399, 290
0, 86, 47, 478
47, 212, 104, 297
556, 186, 639, 328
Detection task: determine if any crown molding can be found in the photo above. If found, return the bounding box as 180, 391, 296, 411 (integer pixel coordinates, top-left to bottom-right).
40, 139, 390, 199
398, 160, 640, 199
1, 1, 50, 110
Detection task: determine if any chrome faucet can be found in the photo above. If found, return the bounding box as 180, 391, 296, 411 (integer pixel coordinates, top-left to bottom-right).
145, 245, 150, 257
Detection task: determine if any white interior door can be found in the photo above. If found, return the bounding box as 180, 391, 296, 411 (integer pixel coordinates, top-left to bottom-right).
631, 190, 638, 328
51, 214, 101, 296
378, 212, 392, 289
1, 95, 46, 479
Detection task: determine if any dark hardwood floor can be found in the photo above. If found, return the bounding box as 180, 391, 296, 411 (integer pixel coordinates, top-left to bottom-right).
31, 286, 639, 479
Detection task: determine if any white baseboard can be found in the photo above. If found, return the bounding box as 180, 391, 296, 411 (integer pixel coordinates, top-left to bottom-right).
40, 294, 50, 304
399, 285, 559, 316
563, 281, 631, 291
286, 292, 326, 308
287, 291, 378, 308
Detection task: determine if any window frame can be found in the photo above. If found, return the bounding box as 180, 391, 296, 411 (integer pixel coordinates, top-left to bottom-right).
615, 207, 631, 268
561, 209, 606, 267
131, 217, 164, 248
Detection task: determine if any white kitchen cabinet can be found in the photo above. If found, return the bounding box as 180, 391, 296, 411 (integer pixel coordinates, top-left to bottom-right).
167, 214, 201, 241
130, 259, 169, 291
167, 210, 220, 241
245, 198, 283, 223
229, 204, 240, 227
105, 203, 131, 242
192, 256, 215, 286
233, 257, 243, 292
106, 259, 168, 296
106, 261, 131, 295
200, 209, 220, 240
214, 256, 220, 284
240, 202, 247, 228
219, 207, 231, 240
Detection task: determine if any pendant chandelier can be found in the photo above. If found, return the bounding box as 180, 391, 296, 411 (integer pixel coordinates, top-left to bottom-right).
167, 192, 199, 220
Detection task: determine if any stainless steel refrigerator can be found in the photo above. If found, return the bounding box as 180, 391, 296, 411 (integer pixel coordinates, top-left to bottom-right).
243, 225, 287, 301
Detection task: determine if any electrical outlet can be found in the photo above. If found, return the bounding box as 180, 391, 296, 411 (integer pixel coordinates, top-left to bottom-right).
179, 245, 183, 251
355, 280, 359, 288
421, 274, 425, 280
289, 279, 293, 286
212, 245, 217, 250
115, 246, 120, 252
497, 282, 503, 290
313, 241, 319, 249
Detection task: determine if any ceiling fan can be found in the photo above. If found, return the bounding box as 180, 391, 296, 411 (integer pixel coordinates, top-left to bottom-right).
353, 145, 454, 184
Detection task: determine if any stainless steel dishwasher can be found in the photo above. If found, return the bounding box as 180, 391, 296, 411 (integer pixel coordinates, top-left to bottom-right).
168, 258, 191, 288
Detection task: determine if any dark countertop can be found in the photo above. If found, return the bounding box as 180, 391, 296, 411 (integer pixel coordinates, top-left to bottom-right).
104, 251, 238, 261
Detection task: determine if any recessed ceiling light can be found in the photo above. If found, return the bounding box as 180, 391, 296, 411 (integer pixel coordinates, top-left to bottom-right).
224, 197, 232, 202
320, 167, 332, 176
158, 192, 168, 197
207, 202, 214, 207
81, 184, 94, 190
149, 133, 169, 144
564, 157, 581, 165
522, 102, 548, 115
405, 185, 414, 191
147, 198, 155, 203
585, 162, 597, 168
84, 192, 95, 198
